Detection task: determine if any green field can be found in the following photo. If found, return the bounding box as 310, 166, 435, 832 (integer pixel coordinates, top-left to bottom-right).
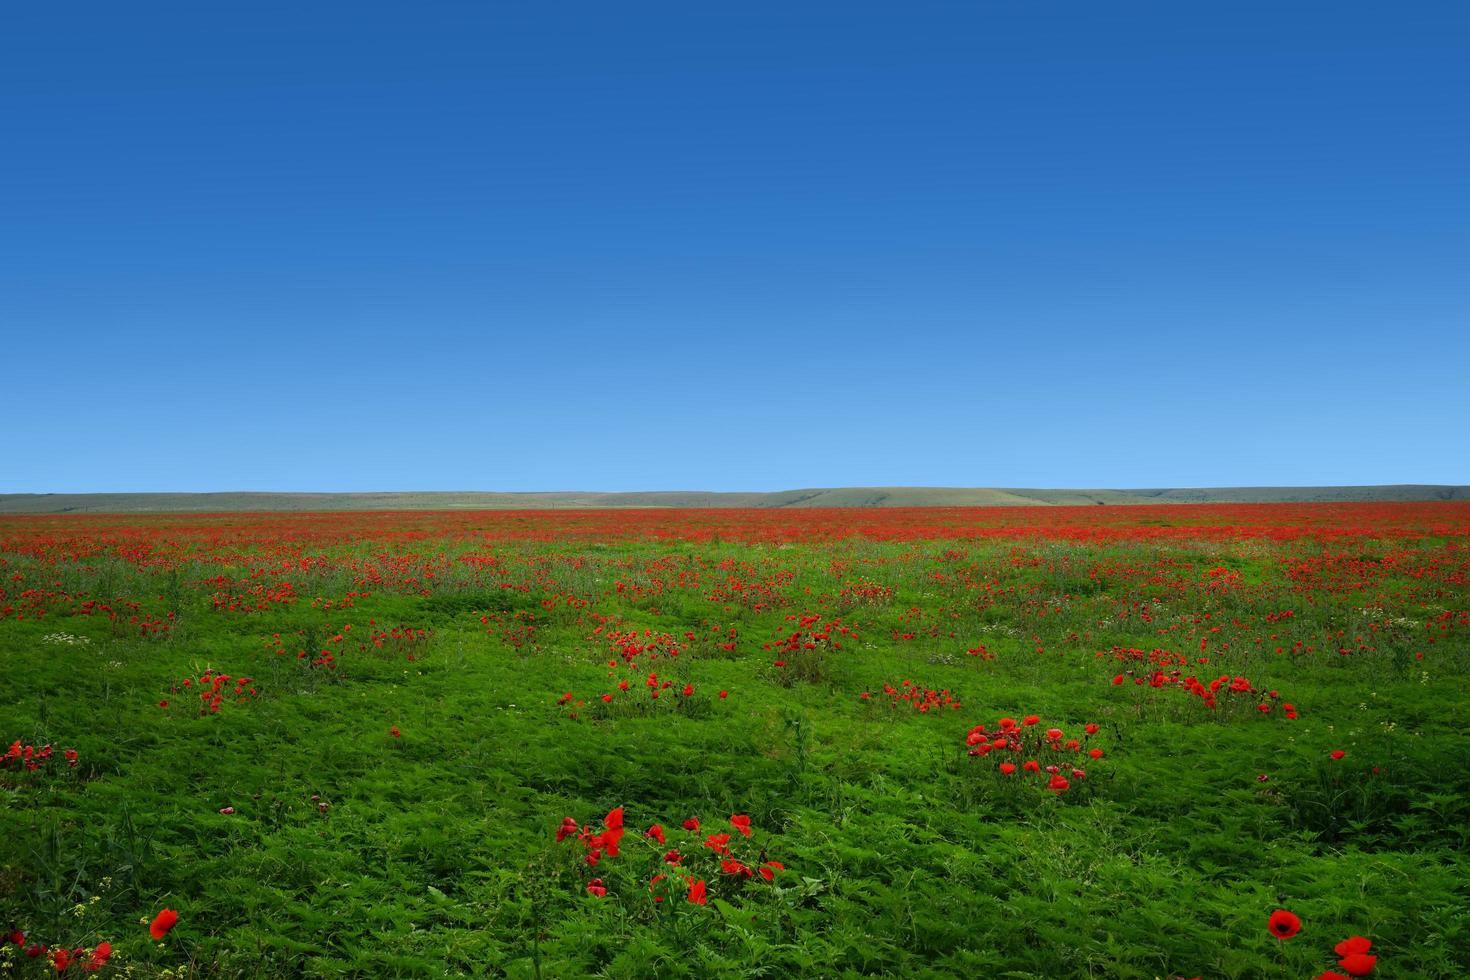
2, 508, 1468, 978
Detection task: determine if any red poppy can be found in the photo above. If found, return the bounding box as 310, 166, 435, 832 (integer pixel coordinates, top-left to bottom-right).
687, 879, 707, 905
585, 879, 606, 898
1336, 953, 1376, 976
1267, 909, 1301, 940
730, 814, 752, 837
150, 908, 179, 940
1330, 750, 1346, 760
1334, 937, 1371, 957
682, 817, 700, 831
759, 860, 784, 881
998, 762, 1017, 775
645, 824, 666, 844
83, 941, 112, 972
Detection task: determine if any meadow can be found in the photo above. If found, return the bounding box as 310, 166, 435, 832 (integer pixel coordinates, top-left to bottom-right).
2, 503, 1468, 979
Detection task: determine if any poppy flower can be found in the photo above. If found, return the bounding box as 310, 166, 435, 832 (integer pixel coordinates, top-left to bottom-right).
730, 814, 752, 837
682, 817, 700, 831
150, 908, 179, 940
585, 879, 606, 898
7, 931, 23, 946
645, 824, 666, 844
1330, 750, 1346, 760
52, 948, 72, 971
998, 762, 1017, 775
84, 941, 112, 972
389, 726, 401, 738
759, 860, 784, 881
1336, 953, 1376, 976
687, 879, 707, 905
1267, 909, 1301, 940
1334, 937, 1371, 957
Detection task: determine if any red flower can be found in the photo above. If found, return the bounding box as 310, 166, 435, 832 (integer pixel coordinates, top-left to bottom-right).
1334, 936, 1371, 958
52, 948, 72, 971
1089, 748, 1104, 759
1022, 715, 1040, 726
7, 931, 23, 946
1267, 909, 1301, 940
730, 814, 752, 837
687, 879, 707, 905
719, 858, 752, 877
83, 941, 112, 972
759, 860, 785, 881
585, 879, 606, 898
1330, 750, 1346, 760
389, 726, 401, 738
1336, 953, 1376, 976
998, 762, 1017, 775
555, 817, 579, 842
704, 832, 731, 854
645, 823, 666, 844
1047, 774, 1070, 792
682, 817, 700, 831
150, 908, 179, 940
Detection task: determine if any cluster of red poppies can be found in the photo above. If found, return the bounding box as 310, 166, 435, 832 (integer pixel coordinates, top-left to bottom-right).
3, 739, 78, 774
1111, 669, 1297, 718
555, 808, 784, 907
964, 715, 1105, 794
4, 908, 179, 974
554, 671, 728, 719
6, 932, 111, 973
858, 680, 962, 713
1267, 909, 1377, 977
164, 670, 257, 715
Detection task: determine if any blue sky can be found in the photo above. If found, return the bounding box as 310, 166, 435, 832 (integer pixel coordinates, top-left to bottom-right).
4, 2, 1467, 492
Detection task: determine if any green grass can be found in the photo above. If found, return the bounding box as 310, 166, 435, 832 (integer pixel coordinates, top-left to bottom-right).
2, 534, 1468, 978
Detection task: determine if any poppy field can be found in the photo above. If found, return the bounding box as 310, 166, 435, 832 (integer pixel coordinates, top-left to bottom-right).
2, 503, 1469, 978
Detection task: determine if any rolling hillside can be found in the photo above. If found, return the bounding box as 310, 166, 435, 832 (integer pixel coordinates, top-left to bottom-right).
1, 485, 1465, 513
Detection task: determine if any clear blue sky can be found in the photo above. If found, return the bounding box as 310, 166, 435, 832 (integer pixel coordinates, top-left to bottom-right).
4, 2, 1467, 493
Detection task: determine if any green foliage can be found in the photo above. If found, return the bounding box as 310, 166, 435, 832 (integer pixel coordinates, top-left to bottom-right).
1, 533, 1468, 977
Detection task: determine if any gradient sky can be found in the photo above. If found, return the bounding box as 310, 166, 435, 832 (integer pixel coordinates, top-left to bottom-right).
4, 2, 1468, 493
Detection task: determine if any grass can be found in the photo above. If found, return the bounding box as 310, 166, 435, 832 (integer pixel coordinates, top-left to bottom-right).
1, 516, 1468, 978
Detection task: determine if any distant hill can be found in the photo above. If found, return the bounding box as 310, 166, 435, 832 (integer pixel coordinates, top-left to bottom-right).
0, 486, 1465, 514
